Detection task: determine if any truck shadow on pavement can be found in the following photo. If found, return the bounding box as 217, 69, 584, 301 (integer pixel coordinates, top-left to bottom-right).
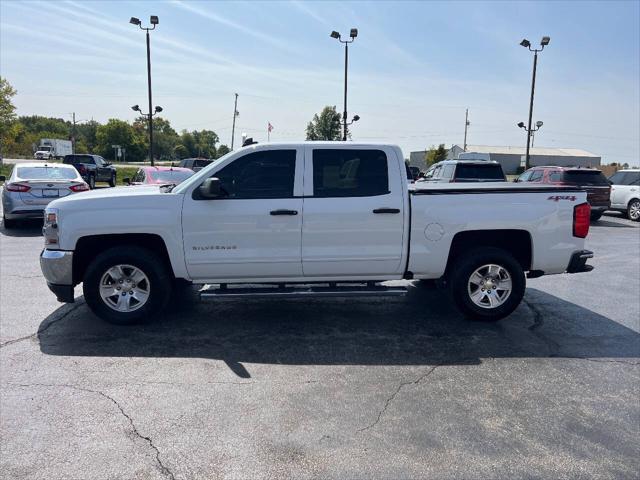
0, 219, 43, 237
38, 285, 640, 377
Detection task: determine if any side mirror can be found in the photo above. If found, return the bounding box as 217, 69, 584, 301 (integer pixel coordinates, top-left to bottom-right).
123, 177, 131, 185
0, 176, 5, 182
198, 177, 224, 199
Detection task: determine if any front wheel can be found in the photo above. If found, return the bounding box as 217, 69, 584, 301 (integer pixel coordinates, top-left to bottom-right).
449, 247, 525, 321
628, 199, 640, 222
108, 173, 116, 187
83, 246, 172, 324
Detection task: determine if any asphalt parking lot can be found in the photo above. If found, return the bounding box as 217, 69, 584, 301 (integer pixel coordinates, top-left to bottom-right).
1, 212, 638, 480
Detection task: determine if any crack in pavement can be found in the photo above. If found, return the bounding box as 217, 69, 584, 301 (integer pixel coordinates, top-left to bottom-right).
7, 382, 176, 480
357, 365, 440, 434
522, 298, 561, 356
0, 300, 85, 349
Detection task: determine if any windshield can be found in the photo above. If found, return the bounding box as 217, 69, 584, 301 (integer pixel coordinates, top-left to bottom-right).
17, 166, 77, 180
38, 146, 52, 152
455, 164, 505, 180
150, 170, 194, 183
562, 170, 608, 185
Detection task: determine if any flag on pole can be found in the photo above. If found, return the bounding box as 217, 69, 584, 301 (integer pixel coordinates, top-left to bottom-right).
268, 122, 274, 133
267, 122, 273, 142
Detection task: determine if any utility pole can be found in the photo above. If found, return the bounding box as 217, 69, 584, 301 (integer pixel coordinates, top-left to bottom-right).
71, 112, 77, 154
463, 108, 470, 151
231, 93, 239, 149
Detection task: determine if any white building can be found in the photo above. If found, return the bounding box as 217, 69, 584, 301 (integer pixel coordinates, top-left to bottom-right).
447, 145, 601, 174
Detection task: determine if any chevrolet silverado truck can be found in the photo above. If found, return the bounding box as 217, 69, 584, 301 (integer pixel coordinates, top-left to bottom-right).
40, 142, 594, 324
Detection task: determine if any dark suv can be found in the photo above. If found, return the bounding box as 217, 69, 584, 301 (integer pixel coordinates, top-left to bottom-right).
63, 154, 117, 189
179, 158, 213, 172
516, 166, 610, 221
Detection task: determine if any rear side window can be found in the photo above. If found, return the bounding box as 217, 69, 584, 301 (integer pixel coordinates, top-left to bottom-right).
455, 164, 505, 180
313, 149, 388, 197
17, 167, 77, 180
213, 150, 296, 199
562, 170, 608, 185
548, 171, 563, 182
194, 160, 212, 168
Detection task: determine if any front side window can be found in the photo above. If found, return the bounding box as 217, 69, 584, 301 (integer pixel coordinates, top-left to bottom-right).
528, 170, 544, 182
213, 150, 296, 199
313, 149, 388, 197
442, 165, 455, 179
517, 171, 532, 182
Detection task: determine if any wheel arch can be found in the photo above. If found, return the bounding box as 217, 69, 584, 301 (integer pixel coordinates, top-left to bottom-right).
444, 229, 533, 275
73, 233, 175, 284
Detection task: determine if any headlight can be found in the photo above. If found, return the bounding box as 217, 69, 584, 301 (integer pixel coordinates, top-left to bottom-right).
43, 207, 59, 246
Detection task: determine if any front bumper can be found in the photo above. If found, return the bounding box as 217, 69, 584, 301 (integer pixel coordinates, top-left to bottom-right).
566, 250, 594, 274
40, 249, 75, 302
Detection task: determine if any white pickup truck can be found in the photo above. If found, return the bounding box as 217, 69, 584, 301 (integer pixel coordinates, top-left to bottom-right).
40, 142, 594, 324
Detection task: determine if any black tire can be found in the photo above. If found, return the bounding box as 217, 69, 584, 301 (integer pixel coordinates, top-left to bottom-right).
590, 211, 603, 222
449, 247, 525, 322
83, 246, 172, 325
88, 174, 96, 189
108, 173, 116, 188
3, 215, 17, 229
627, 199, 640, 222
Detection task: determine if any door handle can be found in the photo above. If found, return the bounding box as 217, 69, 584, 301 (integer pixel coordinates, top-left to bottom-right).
373, 208, 400, 214
270, 209, 298, 216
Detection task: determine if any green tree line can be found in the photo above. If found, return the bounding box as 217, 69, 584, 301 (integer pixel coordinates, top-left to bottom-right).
0, 77, 229, 162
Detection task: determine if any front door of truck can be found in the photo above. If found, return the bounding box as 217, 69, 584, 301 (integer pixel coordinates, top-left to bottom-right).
181, 148, 304, 281
301, 146, 406, 277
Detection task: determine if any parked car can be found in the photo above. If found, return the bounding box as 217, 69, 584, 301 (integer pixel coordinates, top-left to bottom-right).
418, 160, 506, 183
179, 158, 213, 172
124, 166, 195, 186
515, 166, 610, 221
40, 142, 593, 325
1, 163, 89, 228
63, 154, 117, 189
406, 166, 421, 182
608, 169, 640, 221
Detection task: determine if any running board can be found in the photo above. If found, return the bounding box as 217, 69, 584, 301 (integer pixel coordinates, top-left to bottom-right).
199, 284, 408, 299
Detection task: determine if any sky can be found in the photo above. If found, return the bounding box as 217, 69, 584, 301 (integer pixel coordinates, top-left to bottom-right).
1, 0, 639, 164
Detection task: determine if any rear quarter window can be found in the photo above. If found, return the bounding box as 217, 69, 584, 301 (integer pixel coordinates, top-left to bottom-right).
562, 171, 608, 185
455, 164, 505, 181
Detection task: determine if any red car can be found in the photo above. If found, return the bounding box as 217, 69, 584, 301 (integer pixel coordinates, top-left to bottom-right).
125, 166, 195, 186
516, 166, 611, 221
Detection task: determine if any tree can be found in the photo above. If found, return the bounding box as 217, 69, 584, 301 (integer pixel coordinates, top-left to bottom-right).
305, 106, 342, 141
133, 116, 181, 161
216, 144, 230, 158
424, 144, 449, 167
0, 77, 17, 126
96, 119, 146, 161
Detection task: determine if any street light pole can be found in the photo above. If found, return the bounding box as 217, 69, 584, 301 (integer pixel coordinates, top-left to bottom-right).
331, 29, 358, 141
520, 36, 549, 170
146, 29, 154, 166
231, 93, 239, 149
130, 15, 158, 165
463, 108, 470, 151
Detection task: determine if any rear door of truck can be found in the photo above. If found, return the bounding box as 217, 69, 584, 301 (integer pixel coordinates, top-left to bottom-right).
301, 145, 408, 277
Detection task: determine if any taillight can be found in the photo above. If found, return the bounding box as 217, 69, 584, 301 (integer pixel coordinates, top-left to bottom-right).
5, 182, 31, 192
69, 183, 89, 192
573, 202, 591, 238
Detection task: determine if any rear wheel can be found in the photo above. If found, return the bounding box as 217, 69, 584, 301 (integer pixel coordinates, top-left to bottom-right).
590, 211, 603, 222
628, 199, 640, 222
108, 172, 116, 187
83, 246, 172, 325
449, 247, 525, 321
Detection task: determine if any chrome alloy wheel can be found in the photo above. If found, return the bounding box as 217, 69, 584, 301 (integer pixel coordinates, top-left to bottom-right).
629, 200, 640, 221
467, 264, 512, 309
99, 264, 150, 312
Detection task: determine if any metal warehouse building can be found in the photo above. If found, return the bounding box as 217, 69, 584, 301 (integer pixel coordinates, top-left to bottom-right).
446, 145, 601, 175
